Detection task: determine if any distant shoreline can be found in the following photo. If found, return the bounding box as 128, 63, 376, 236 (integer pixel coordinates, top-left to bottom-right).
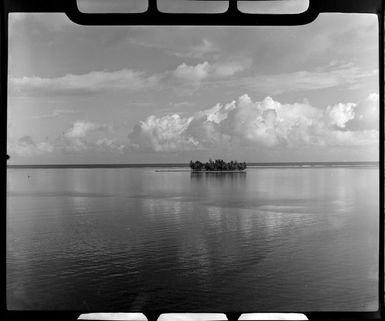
155, 170, 247, 173
191, 170, 247, 173
7, 161, 379, 169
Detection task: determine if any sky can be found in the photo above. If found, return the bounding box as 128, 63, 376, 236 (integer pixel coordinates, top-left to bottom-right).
76, 0, 310, 14
7, 6, 379, 165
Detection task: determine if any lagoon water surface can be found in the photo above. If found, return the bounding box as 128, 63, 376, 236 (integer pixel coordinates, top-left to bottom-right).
7, 166, 379, 311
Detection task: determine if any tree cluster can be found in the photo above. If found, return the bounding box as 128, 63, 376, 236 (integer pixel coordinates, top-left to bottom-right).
189, 159, 247, 171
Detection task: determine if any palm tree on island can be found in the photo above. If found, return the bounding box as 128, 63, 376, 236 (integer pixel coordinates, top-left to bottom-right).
189, 159, 247, 172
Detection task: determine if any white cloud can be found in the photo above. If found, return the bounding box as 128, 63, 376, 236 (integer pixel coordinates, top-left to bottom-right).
190, 39, 221, 59
8, 59, 251, 97
60, 121, 111, 152
64, 121, 109, 139
33, 109, 78, 119
128, 94, 379, 152
325, 102, 356, 128
8, 136, 54, 157
96, 138, 125, 152
174, 58, 250, 83
9, 69, 160, 96
172, 61, 373, 92
9, 121, 125, 158
230, 64, 378, 95
212, 58, 252, 77
174, 62, 211, 82
202, 100, 237, 124
173, 39, 221, 60
128, 114, 198, 152
347, 92, 379, 130
9, 94, 378, 158
324, 129, 379, 147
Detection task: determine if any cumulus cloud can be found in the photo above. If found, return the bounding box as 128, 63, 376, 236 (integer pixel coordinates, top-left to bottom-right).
174, 58, 251, 83
60, 121, 111, 152
8, 94, 378, 159
8, 136, 54, 157
128, 114, 198, 152
347, 93, 379, 130
174, 62, 211, 82
8, 120, 128, 158
64, 121, 109, 139
324, 129, 378, 147
127, 93, 379, 152
96, 138, 125, 152
325, 102, 356, 128
9, 69, 160, 96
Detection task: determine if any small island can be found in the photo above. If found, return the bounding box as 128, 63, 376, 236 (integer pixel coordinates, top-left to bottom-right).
190, 159, 247, 172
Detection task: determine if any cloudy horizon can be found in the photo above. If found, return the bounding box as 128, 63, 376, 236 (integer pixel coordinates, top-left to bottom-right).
7, 12, 379, 165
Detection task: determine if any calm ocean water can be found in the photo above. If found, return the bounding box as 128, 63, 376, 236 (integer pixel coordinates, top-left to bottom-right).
6, 166, 379, 311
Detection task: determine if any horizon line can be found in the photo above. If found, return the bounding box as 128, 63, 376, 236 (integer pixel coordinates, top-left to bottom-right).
7, 161, 380, 168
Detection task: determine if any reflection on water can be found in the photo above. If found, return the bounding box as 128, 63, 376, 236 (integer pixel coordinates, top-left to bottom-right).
7, 167, 378, 311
